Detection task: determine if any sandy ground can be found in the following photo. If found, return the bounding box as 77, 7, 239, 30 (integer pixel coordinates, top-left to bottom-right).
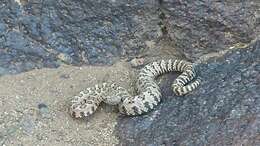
0, 61, 136, 146
0, 40, 181, 146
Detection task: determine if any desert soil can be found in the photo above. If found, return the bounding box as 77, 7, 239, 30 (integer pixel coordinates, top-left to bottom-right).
0, 61, 136, 146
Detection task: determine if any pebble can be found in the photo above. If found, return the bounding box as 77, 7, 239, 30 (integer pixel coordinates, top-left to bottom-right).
130, 58, 145, 67
38, 103, 51, 119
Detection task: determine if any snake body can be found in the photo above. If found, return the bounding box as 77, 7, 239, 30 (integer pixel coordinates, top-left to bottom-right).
70, 59, 201, 118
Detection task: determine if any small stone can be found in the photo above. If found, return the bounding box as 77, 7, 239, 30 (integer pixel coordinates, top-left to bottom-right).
60, 74, 70, 79
130, 58, 145, 67
21, 116, 35, 135
38, 103, 48, 109
57, 53, 73, 64
38, 103, 51, 118
145, 40, 155, 49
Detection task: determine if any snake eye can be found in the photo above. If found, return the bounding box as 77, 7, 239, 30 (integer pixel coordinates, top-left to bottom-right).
128, 101, 134, 104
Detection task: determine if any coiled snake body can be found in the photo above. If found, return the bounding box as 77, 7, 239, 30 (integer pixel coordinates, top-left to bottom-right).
70, 59, 201, 118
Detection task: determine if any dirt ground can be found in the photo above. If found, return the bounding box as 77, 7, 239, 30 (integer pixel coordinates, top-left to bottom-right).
0, 61, 136, 146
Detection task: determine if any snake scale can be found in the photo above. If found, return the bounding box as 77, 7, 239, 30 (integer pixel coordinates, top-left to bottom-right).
70, 59, 201, 118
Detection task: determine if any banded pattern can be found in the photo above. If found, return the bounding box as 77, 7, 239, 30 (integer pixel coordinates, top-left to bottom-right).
70, 59, 201, 118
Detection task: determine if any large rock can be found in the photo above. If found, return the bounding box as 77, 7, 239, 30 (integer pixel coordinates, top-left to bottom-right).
116, 1, 260, 145
158, 0, 259, 59
116, 39, 260, 145
2, 0, 258, 74
0, 0, 161, 75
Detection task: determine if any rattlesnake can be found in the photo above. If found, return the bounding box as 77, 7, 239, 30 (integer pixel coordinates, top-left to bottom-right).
70, 59, 201, 118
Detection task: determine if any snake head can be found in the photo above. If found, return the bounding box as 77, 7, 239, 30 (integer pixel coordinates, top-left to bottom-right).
118, 98, 135, 115
118, 95, 149, 116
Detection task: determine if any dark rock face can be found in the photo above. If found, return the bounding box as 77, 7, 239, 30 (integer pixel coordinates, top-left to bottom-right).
0, 0, 161, 75
116, 39, 260, 145
159, 0, 260, 59
2, 0, 258, 74
116, 1, 260, 145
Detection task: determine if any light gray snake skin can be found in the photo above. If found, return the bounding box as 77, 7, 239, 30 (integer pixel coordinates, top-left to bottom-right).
70, 59, 201, 118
